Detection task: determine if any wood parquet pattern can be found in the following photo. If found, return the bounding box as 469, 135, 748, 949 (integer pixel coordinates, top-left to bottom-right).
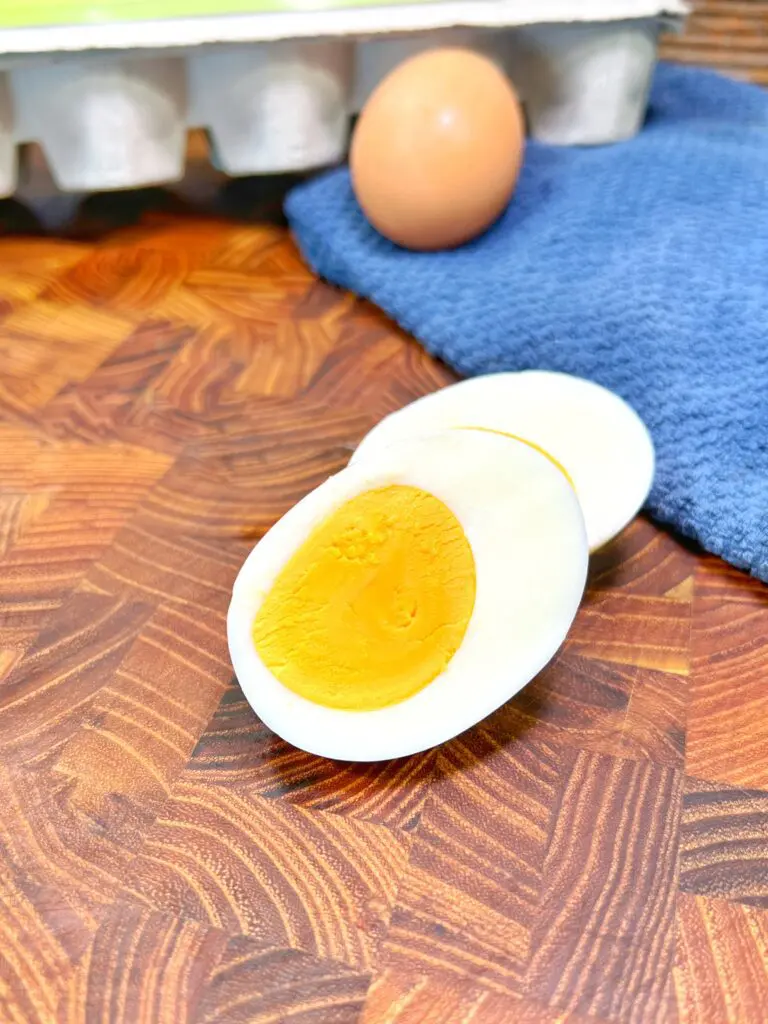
1, 197, 767, 1024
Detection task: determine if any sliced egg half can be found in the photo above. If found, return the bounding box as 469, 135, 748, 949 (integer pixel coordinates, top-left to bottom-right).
353, 371, 655, 552
228, 429, 588, 761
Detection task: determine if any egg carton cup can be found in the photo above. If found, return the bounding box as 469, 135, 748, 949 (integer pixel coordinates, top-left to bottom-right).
0, 1, 687, 197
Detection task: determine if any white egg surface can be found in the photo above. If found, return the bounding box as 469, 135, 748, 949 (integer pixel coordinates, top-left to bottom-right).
353, 371, 655, 552
228, 429, 588, 761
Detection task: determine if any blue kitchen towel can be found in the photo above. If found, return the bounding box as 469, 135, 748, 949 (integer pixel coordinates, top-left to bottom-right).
285, 63, 768, 581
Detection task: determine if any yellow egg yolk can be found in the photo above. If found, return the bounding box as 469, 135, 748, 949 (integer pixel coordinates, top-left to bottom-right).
252, 484, 476, 711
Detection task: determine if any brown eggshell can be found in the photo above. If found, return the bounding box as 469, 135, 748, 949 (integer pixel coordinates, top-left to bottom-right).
350, 47, 525, 251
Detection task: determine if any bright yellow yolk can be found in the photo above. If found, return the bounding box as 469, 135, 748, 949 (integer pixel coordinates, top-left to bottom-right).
252, 485, 476, 711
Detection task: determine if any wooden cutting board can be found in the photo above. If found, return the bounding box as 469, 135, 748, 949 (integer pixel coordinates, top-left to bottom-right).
0, 201, 766, 1024
661, 0, 768, 86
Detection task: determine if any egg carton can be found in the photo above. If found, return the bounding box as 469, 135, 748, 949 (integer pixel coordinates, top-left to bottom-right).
0, 1, 687, 197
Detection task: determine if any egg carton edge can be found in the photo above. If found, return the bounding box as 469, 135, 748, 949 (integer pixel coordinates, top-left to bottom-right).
0, 2, 689, 54
0, 10, 688, 195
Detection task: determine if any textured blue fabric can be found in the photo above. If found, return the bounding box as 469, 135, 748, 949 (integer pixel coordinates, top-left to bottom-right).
285, 64, 768, 580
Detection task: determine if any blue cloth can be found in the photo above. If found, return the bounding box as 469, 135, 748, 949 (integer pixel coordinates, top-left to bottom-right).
286, 64, 768, 580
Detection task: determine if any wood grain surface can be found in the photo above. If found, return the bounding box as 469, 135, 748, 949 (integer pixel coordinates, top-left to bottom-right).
661, 0, 768, 84
0, 187, 767, 1024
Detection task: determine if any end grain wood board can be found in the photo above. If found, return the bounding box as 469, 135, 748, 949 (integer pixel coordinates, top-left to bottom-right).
0, 198, 767, 1023
662, 0, 768, 85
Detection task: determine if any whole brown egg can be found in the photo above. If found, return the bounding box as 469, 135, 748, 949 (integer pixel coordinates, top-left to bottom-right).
350, 48, 525, 251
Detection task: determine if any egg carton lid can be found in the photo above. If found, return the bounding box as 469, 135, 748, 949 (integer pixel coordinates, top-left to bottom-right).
0, 1, 688, 55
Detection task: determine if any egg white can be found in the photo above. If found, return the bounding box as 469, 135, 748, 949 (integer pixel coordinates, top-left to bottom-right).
353, 371, 655, 552
228, 429, 587, 761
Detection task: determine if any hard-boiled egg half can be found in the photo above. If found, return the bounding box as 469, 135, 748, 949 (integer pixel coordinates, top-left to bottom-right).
353, 371, 655, 553
228, 429, 588, 761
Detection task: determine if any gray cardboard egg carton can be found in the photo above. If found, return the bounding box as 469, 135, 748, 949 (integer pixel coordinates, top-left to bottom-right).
0, 2, 687, 196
